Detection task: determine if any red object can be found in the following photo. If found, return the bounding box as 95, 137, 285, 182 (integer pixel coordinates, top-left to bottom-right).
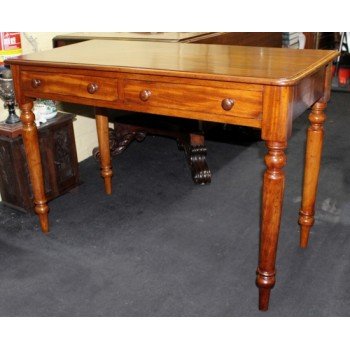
0, 32, 21, 50
338, 67, 350, 85
0, 32, 22, 66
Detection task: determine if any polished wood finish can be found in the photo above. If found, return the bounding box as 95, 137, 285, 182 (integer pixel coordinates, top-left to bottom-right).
53, 33, 215, 186
22, 71, 118, 102
257, 141, 287, 310
19, 100, 49, 233
298, 101, 327, 248
95, 109, 113, 195
51, 32, 284, 186
7, 40, 338, 311
14, 40, 336, 86
291, 69, 325, 120
299, 63, 332, 248
123, 79, 262, 122
0, 113, 79, 212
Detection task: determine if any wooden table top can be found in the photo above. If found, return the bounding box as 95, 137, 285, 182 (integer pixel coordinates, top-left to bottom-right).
7, 39, 338, 86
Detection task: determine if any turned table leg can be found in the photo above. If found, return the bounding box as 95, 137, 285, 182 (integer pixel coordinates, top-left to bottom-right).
298, 101, 327, 248
20, 101, 49, 233
96, 110, 113, 194
256, 141, 287, 311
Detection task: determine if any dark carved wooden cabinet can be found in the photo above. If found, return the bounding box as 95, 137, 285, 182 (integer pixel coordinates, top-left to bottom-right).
0, 113, 79, 212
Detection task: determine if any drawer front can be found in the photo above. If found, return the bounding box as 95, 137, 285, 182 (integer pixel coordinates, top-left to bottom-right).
123, 80, 262, 119
21, 71, 118, 101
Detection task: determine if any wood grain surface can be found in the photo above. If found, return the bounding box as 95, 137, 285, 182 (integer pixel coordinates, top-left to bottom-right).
7, 40, 338, 86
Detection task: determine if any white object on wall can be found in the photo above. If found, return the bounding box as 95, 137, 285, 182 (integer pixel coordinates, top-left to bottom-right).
298, 33, 306, 49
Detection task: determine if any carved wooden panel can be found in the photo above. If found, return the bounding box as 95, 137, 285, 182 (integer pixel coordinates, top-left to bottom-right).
0, 113, 79, 212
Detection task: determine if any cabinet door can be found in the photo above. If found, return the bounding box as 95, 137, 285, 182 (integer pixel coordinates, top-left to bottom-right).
0, 138, 31, 210
51, 120, 79, 193
0, 115, 79, 212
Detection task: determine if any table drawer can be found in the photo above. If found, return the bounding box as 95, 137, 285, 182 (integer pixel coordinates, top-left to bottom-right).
21, 71, 118, 101
123, 80, 262, 119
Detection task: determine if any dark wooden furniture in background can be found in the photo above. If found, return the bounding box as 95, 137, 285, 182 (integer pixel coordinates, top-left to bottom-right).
53, 33, 283, 185
53, 32, 283, 47
7, 40, 338, 310
52, 32, 208, 46
0, 113, 79, 212
184, 32, 282, 47
304, 32, 339, 49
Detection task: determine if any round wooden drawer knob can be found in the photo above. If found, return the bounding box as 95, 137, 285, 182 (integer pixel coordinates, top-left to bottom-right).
139, 89, 152, 101
221, 98, 234, 111
31, 79, 42, 88
87, 83, 99, 94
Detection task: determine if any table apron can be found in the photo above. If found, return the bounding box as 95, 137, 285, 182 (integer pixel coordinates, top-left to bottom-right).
20, 69, 264, 128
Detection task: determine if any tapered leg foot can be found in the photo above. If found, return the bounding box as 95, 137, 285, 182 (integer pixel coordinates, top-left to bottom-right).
299, 218, 313, 248
298, 101, 326, 248
103, 175, 112, 195
35, 199, 50, 233
38, 213, 49, 233
257, 268, 275, 311
259, 287, 271, 311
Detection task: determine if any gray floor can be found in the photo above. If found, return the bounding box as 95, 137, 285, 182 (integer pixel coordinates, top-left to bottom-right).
0, 92, 349, 316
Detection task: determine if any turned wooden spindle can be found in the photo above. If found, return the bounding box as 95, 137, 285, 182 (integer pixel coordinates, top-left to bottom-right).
20, 101, 50, 233
95, 111, 113, 194
256, 141, 287, 311
298, 101, 327, 248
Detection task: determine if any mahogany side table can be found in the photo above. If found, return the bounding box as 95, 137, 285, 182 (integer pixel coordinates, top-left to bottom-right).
6, 40, 338, 311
